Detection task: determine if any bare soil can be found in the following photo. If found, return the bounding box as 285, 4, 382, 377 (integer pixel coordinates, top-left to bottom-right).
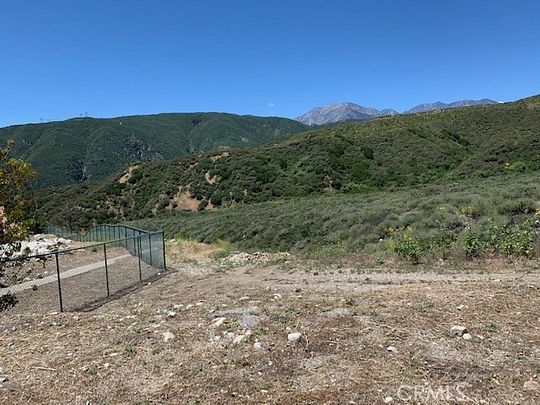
1, 250, 539, 404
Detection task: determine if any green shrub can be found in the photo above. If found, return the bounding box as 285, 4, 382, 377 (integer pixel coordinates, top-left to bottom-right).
497, 218, 535, 257
386, 226, 423, 263
460, 229, 488, 257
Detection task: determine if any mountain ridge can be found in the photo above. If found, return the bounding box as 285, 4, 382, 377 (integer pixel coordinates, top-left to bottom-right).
37, 94, 540, 228
296, 98, 499, 125
0, 112, 309, 187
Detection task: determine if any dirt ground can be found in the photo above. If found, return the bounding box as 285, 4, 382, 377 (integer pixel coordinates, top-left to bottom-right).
0, 248, 539, 404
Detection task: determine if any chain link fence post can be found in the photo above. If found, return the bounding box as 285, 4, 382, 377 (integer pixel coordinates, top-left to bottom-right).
55, 252, 63, 312
148, 234, 153, 267
137, 235, 142, 281
161, 231, 167, 270
103, 244, 110, 296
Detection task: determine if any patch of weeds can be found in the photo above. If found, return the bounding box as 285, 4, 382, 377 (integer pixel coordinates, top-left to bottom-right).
276, 308, 298, 321
345, 298, 357, 307
132, 321, 148, 334
193, 366, 204, 374
84, 364, 98, 376
260, 382, 272, 391
255, 327, 269, 336
182, 257, 198, 265
416, 300, 434, 313
362, 310, 381, 318
213, 238, 233, 259
123, 345, 137, 356
224, 319, 241, 332
487, 322, 500, 331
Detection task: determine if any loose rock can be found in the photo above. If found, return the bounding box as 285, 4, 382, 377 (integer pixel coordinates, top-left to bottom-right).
450, 325, 468, 336
163, 331, 175, 342
233, 335, 245, 344
288, 332, 302, 343
212, 317, 226, 327
523, 380, 539, 392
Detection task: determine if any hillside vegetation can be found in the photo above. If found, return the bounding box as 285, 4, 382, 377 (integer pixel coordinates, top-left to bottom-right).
0, 113, 308, 187
128, 172, 540, 261
37, 95, 540, 230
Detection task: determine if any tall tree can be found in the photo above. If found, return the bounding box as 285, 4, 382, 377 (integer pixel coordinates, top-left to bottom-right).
0, 140, 37, 244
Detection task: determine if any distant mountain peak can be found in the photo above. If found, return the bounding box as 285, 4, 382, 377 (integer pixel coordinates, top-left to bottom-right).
295, 102, 396, 126
405, 99, 498, 114
296, 98, 498, 125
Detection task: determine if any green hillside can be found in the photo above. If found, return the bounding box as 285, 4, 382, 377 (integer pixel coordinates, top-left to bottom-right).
0, 113, 308, 187
129, 171, 539, 260
36, 95, 540, 230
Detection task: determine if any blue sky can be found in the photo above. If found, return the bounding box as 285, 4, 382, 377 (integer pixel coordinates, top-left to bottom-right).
1, 0, 539, 126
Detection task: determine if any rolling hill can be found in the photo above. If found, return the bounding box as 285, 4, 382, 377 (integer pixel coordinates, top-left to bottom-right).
0, 113, 309, 187
36, 94, 540, 229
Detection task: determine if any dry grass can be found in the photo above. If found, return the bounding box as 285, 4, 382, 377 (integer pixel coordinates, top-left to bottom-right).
1, 255, 539, 404
165, 239, 228, 266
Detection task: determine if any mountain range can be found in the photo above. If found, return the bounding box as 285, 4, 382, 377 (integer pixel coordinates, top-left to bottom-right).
296, 99, 499, 125
37, 94, 540, 229
0, 113, 308, 187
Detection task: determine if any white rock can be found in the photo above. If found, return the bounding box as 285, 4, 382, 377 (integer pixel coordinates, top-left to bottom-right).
239, 296, 250, 301
287, 332, 302, 343
253, 342, 262, 350
523, 380, 540, 392
383, 397, 394, 403
386, 346, 397, 353
212, 317, 226, 327
233, 335, 245, 344
462, 333, 472, 340
166, 310, 177, 318
450, 325, 468, 336
457, 304, 466, 311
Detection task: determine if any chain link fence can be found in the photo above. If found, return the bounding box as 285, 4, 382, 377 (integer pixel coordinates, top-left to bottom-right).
0, 225, 166, 314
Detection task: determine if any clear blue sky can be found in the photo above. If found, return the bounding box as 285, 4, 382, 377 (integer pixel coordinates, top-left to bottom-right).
1, 0, 539, 127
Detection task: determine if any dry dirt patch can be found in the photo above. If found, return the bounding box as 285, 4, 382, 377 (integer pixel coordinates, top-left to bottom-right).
1, 258, 539, 404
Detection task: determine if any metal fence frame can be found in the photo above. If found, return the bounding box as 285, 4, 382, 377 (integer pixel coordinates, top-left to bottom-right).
1, 224, 167, 313
45, 224, 167, 270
